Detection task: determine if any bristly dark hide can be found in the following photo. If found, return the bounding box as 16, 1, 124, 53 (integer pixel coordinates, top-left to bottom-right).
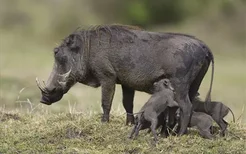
58, 24, 144, 67
72, 24, 143, 48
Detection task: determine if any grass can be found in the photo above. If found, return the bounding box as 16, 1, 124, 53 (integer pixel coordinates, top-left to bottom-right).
0, 109, 245, 154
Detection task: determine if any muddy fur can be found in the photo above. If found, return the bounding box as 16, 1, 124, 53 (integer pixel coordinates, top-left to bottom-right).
38, 24, 215, 135
129, 79, 178, 142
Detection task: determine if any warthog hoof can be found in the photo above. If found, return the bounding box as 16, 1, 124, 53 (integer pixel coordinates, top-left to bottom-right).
128, 135, 134, 139
101, 114, 109, 122
126, 114, 135, 125
159, 133, 167, 138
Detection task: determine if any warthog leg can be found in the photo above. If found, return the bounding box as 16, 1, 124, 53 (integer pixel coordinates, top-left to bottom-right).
101, 81, 115, 122
135, 123, 142, 138
122, 85, 135, 125
129, 124, 137, 139
177, 94, 192, 135
150, 119, 158, 143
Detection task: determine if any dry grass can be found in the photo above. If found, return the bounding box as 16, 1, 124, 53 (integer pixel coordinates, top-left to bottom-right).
0, 108, 245, 154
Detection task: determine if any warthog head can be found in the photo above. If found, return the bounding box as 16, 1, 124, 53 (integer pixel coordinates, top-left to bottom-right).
153, 78, 174, 92
36, 33, 88, 105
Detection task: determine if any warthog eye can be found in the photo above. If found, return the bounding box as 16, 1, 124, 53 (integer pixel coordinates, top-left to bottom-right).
163, 80, 168, 86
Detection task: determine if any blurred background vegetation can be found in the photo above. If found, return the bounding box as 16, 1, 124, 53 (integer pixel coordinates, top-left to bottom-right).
0, 0, 245, 122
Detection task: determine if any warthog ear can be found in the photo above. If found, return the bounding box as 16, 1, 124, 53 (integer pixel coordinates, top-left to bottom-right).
67, 34, 81, 50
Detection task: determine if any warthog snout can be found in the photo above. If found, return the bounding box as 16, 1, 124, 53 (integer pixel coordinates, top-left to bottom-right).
36, 77, 64, 105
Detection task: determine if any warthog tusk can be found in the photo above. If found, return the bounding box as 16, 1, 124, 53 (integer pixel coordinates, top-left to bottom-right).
36, 77, 48, 93
58, 69, 72, 80
42, 80, 47, 87
58, 81, 66, 88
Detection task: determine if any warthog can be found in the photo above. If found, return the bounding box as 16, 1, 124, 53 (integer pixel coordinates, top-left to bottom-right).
36, 24, 214, 135
187, 111, 214, 139
192, 96, 235, 136
129, 79, 178, 142
158, 108, 214, 139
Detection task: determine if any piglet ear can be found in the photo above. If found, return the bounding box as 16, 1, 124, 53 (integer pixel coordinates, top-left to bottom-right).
67, 34, 81, 50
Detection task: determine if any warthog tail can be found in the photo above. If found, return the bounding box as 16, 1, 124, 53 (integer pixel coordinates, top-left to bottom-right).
228, 107, 235, 123
205, 50, 215, 111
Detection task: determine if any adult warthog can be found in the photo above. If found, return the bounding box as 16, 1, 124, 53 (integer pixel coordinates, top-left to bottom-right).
36, 25, 214, 135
